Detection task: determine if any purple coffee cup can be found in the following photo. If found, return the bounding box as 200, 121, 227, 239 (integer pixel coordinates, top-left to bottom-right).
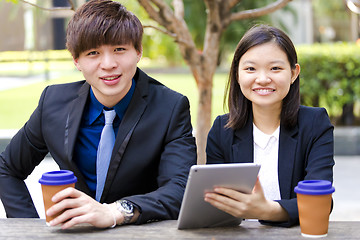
39, 170, 77, 186
39, 170, 77, 224
294, 180, 335, 195
294, 180, 335, 238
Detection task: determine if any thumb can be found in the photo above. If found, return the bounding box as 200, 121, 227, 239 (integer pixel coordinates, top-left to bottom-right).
252, 177, 264, 194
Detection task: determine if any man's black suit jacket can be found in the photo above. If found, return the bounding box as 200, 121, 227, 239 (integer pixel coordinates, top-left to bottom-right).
206, 106, 334, 227
0, 68, 197, 224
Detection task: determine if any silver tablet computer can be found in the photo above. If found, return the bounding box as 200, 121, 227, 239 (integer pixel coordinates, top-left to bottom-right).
177, 163, 261, 229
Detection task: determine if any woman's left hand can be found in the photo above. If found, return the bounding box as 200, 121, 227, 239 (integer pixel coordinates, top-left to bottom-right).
204, 178, 288, 221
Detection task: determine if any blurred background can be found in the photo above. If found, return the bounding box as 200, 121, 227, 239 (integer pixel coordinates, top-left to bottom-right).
0, 0, 359, 221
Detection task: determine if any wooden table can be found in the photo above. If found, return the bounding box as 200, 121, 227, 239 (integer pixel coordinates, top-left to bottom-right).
0, 219, 358, 239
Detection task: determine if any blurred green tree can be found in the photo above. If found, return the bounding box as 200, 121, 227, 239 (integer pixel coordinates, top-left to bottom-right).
14, 0, 293, 163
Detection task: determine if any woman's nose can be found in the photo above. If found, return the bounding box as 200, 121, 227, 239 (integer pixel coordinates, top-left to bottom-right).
255, 71, 271, 84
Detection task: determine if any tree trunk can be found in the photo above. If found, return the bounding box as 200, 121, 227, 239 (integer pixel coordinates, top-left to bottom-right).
136, 0, 293, 164
196, 79, 213, 164
340, 102, 355, 126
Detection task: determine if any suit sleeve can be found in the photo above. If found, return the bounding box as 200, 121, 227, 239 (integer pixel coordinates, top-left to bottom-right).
125, 95, 197, 224
0, 87, 50, 218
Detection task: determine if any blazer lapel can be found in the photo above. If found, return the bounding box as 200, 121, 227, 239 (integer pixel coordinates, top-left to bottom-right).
64, 82, 90, 194
101, 69, 148, 201
230, 113, 299, 200
232, 118, 254, 163
65, 82, 89, 162
278, 125, 298, 199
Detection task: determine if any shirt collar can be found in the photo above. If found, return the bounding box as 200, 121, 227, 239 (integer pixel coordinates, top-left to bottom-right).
253, 123, 280, 149
88, 79, 136, 124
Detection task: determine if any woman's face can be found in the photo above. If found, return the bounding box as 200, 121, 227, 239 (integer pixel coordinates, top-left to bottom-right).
237, 42, 300, 112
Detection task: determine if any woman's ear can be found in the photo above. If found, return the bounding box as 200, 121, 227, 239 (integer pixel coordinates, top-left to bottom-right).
291, 63, 300, 84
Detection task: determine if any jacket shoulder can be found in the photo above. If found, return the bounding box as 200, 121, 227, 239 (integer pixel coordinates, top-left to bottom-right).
298, 105, 330, 122
297, 105, 333, 130
46, 80, 86, 91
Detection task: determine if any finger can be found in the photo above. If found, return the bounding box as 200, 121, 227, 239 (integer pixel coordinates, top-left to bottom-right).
47, 196, 82, 218
49, 203, 88, 227
204, 192, 228, 209
61, 215, 87, 229
213, 187, 247, 202
205, 191, 243, 210
204, 192, 243, 218
52, 187, 80, 202
56, 208, 90, 229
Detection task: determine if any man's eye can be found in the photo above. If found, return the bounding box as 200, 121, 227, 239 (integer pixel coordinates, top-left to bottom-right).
87, 51, 98, 56
115, 48, 125, 52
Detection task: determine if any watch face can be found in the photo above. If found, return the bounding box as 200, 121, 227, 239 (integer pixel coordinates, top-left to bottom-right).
121, 200, 133, 213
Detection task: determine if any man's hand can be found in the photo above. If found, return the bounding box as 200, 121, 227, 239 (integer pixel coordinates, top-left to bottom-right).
46, 187, 121, 229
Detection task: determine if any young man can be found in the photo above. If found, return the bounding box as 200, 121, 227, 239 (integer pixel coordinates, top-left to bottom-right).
0, 0, 196, 229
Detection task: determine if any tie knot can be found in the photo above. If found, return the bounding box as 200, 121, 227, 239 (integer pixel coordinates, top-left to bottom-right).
103, 109, 116, 125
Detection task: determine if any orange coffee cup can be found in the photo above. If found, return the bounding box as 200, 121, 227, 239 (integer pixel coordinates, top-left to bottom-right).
294, 180, 335, 238
39, 170, 77, 225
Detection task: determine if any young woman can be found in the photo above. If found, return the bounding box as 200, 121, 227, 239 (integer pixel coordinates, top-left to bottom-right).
205, 24, 334, 227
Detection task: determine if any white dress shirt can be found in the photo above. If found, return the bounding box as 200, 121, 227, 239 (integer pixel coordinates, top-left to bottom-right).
253, 123, 281, 201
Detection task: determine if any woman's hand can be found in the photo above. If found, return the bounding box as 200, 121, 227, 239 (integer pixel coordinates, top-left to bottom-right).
204, 178, 288, 222
46, 187, 122, 229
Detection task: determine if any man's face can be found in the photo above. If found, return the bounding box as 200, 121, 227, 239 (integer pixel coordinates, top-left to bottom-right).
74, 44, 142, 107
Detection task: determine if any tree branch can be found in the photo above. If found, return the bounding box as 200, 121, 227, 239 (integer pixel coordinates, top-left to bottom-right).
138, 0, 164, 25
138, 0, 194, 47
173, 0, 184, 19
67, 0, 76, 11
230, 0, 292, 21
19, 0, 75, 11
143, 24, 185, 42
226, 0, 241, 11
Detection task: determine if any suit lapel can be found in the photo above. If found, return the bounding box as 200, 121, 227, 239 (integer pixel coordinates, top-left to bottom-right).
230, 113, 299, 200
64, 82, 90, 194
232, 118, 254, 163
65, 82, 89, 162
278, 125, 298, 199
101, 69, 148, 201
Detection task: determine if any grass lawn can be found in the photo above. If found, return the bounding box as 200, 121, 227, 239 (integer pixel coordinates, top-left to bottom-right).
0, 69, 229, 129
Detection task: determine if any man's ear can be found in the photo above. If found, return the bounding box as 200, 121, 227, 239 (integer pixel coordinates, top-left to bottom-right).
73, 58, 81, 71
137, 46, 143, 63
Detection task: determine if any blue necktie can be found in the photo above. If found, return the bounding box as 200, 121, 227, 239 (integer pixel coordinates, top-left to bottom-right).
96, 109, 116, 201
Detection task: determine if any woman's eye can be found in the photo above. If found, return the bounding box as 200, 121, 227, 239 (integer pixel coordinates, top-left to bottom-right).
246, 67, 255, 71
272, 67, 281, 71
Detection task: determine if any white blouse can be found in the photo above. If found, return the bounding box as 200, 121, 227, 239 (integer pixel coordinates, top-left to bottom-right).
253, 123, 281, 201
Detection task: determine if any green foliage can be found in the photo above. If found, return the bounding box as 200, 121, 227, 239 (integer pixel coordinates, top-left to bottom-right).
182, 0, 294, 64
313, 0, 348, 19
297, 42, 360, 121
0, 50, 74, 76
0, 70, 227, 129
0, 49, 72, 61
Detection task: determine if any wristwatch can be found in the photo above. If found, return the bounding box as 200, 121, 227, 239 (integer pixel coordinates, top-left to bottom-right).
115, 199, 134, 225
